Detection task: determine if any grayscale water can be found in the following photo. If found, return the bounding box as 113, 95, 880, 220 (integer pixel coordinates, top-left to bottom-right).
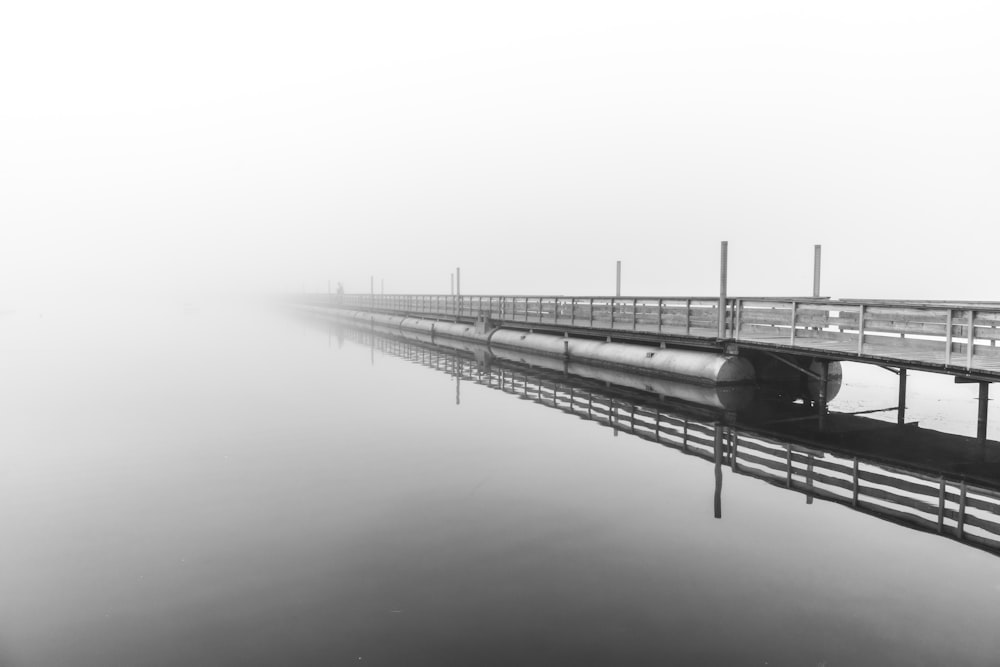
2, 301, 1000, 666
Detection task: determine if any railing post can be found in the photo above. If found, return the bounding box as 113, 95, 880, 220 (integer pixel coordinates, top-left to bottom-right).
790, 301, 797, 345
657, 298, 663, 334
571, 298, 576, 326
857, 304, 865, 355
632, 298, 637, 331
610, 298, 615, 329
734, 299, 742, 340
967, 309, 975, 369
945, 309, 953, 366
589, 298, 594, 327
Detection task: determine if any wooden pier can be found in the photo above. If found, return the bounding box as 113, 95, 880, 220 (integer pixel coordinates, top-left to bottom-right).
299, 292, 1000, 441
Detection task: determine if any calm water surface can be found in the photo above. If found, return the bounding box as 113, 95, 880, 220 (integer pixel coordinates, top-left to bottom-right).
1, 301, 999, 666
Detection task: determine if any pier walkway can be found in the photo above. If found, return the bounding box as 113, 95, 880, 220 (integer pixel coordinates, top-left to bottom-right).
317, 294, 1000, 381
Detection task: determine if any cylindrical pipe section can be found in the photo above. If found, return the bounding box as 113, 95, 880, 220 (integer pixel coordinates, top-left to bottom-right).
488, 329, 754, 385
318, 308, 756, 387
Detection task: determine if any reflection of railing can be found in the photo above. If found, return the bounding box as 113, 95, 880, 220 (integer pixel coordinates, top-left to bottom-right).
336, 323, 1000, 557
304, 293, 1000, 375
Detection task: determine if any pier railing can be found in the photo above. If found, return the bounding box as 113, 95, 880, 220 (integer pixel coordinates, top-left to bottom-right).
309, 294, 1000, 374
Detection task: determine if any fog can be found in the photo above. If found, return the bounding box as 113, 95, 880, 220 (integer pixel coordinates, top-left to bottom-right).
3, 1, 998, 306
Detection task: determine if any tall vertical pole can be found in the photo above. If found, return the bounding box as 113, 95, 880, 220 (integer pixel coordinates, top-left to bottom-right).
718, 241, 728, 338
616, 260, 621, 297
456, 267, 461, 296
813, 244, 822, 298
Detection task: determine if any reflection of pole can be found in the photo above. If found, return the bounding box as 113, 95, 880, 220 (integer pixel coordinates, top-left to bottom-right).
718, 241, 728, 338
898, 369, 907, 426
456, 375, 461, 405
714, 424, 723, 519
978, 382, 990, 444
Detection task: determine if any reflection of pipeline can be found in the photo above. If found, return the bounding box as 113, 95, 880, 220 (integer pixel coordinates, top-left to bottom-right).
318, 307, 755, 411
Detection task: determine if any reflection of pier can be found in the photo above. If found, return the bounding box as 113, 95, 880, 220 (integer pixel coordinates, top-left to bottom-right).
332, 321, 1000, 558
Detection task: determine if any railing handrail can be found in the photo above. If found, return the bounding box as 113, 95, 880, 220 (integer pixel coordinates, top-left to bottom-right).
323, 294, 1000, 312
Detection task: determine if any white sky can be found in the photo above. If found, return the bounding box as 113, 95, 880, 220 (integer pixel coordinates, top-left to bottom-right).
2, 1, 998, 304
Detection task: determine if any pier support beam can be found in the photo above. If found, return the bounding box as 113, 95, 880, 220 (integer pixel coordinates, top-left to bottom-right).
978, 381, 989, 444
817, 361, 829, 431
898, 369, 907, 426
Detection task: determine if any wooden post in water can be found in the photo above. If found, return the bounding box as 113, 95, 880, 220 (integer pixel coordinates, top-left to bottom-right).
817, 361, 828, 431
813, 244, 822, 298
718, 241, 728, 338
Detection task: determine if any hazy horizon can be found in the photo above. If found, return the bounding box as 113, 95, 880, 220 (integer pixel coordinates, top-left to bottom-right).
3, 1, 998, 307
